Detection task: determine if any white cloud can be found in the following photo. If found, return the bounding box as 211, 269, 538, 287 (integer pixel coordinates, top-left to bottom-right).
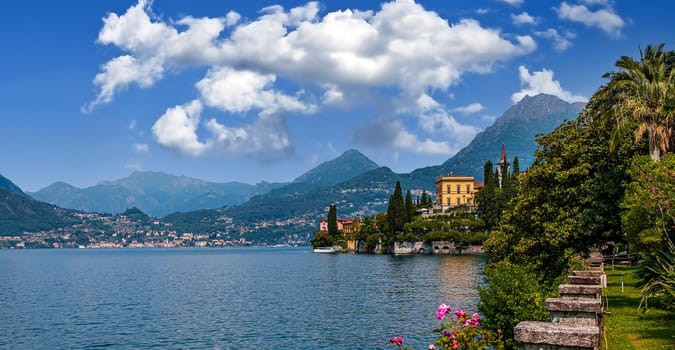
497, 0, 524, 6
354, 118, 452, 155
225, 11, 241, 27
151, 99, 295, 156
87, 0, 537, 110
196, 67, 315, 116
555, 2, 624, 37
128, 119, 137, 130
82, 55, 164, 113
511, 12, 536, 25
322, 86, 345, 105
535, 28, 575, 52
88, 0, 540, 157
151, 100, 211, 156
511, 66, 588, 104
205, 114, 292, 155
475, 8, 490, 15
451, 102, 485, 114
579, 0, 609, 5
133, 143, 149, 154
415, 94, 481, 147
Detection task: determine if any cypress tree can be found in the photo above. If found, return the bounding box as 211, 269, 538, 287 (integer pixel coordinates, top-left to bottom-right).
387, 181, 407, 234
327, 204, 338, 238
478, 161, 500, 231
386, 194, 395, 235
512, 157, 520, 177
421, 190, 428, 207
484, 160, 494, 187
405, 189, 414, 223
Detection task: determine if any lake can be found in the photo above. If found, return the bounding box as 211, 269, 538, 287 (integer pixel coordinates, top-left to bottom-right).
0, 247, 486, 349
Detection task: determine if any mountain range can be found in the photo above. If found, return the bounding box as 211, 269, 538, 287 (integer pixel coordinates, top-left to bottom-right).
29, 171, 287, 217
164, 94, 585, 243
2, 93, 585, 243
0, 174, 26, 197
0, 175, 79, 235
403, 94, 585, 188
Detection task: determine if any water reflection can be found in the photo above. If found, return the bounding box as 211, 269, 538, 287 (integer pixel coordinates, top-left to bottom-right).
0, 248, 487, 350
438, 255, 486, 311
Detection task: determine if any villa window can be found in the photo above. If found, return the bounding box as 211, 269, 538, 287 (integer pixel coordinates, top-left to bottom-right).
456, 198, 461, 206
456, 185, 461, 193
447, 185, 451, 193
466, 184, 471, 193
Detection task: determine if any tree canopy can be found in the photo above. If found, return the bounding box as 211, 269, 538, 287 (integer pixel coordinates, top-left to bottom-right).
601, 44, 675, 161
484, 87, 646, 281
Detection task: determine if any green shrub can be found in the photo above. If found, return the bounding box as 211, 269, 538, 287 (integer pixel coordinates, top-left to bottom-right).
470, 232, 489, 245
636, 238, 675, 310
311, 230, 334, 249
478, 261, 555, 349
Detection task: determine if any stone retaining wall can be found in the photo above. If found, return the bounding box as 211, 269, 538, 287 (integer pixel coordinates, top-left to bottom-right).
391, 241, 484, 255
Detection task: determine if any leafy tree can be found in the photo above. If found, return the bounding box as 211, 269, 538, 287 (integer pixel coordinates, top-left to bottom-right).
622, 154, 675, 309
327, 204, 338, 238
311, 230, 335, 249
622, 155, 675, 253
404, 189, 414, 223
601, 43, 675, 161
357, 216, 375, 241
484, 92, 645, 281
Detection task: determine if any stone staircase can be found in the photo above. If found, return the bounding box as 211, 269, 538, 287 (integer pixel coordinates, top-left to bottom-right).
515, 254, 606, 350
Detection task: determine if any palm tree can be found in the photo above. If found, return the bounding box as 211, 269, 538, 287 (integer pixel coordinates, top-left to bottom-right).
602, 44, 675, 161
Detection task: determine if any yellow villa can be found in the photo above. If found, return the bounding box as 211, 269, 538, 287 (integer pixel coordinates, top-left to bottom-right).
435, 174, 482, 210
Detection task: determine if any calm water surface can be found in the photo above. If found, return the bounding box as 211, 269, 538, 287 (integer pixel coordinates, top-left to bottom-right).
0, 247, 485, 349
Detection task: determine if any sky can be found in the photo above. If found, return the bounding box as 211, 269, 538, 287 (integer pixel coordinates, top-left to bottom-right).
1, 0, 673, 191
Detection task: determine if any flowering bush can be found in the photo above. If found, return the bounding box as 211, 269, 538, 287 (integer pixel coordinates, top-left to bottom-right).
390, 304, 503, 350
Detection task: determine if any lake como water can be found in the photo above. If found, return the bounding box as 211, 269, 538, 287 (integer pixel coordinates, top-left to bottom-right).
0, 247, 485, 349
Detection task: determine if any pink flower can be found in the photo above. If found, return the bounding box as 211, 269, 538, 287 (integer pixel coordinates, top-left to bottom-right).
389, 337, 403, 345
472, 313, 480, 319
465, 318, 480, 327
428, 345, 436, 350
455, 309, 466, 317
436, 304, 452, 319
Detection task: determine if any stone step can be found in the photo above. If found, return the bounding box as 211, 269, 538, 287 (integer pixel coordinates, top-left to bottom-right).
515, 321, 600, 349
574, 270, 603, 277
568, 275, 601, 285
559, 284, 602, 298
546, 297, 602, 313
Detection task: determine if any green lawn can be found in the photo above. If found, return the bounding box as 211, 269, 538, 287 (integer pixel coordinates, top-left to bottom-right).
604, 265, 674, 349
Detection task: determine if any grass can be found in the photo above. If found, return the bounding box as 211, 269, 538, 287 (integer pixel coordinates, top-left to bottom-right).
603, 264, 674, 349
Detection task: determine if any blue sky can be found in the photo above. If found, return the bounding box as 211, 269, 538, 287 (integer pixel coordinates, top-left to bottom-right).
1, 0, 673, 191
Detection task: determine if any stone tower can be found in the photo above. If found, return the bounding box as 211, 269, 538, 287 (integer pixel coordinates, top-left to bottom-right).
497, 144, 510, 188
